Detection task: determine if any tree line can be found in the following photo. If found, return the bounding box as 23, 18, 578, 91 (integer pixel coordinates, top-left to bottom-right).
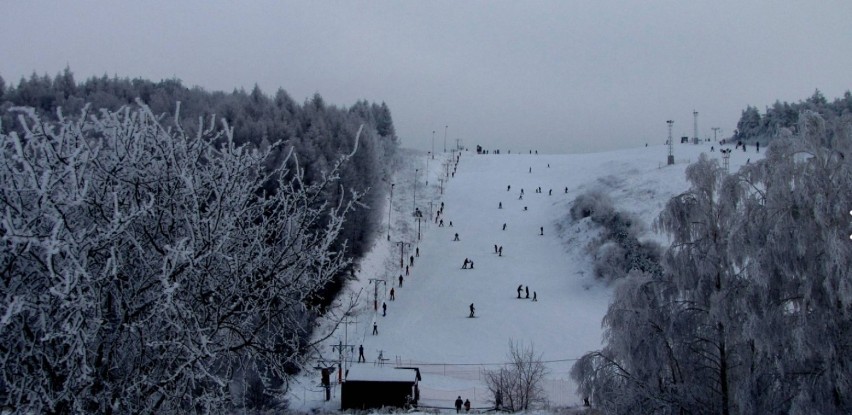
732, 88, 852, 144
572, 107, 851, 413
0, 69, 398, 411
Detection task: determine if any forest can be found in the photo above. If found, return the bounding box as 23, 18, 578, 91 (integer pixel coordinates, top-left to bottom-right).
0, 69, 397, 412
572, 101, 852, 413
732, 89, 852, 144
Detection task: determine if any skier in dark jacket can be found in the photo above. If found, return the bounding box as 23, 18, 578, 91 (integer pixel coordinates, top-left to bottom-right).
455, 396, 463, 413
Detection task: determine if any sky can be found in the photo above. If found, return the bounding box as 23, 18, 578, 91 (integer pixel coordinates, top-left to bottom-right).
1, 1, 850, 154
286, 142, 761, 411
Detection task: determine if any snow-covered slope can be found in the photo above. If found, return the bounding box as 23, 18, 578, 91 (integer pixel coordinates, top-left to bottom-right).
287, 142, 761, 412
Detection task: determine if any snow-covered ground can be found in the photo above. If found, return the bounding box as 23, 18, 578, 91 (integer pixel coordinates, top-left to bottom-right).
286, 141, 761, 413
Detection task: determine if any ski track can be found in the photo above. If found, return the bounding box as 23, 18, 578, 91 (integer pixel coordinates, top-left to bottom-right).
287, 143, 761, 412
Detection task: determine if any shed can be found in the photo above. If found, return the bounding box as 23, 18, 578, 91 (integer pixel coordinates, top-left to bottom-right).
340, 365, 420, 410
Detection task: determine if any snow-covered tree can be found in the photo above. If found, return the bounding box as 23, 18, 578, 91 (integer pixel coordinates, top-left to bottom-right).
0, 103, 361, 412
573, 111, 852, 414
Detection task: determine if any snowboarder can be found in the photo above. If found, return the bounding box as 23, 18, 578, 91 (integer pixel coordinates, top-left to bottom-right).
455, 396, 463, 413
389, 287, 395, 300
398, 275, 403, 287
469, 303, 475, 318
502, 223, 507, 231
358, 345, 365, 363
382, 302, 387, 316
517, 285, 523, 299
372, 322, 378, 335
525, 286, 530, 299
540, 226, 544, 236
453, 233, 460, 241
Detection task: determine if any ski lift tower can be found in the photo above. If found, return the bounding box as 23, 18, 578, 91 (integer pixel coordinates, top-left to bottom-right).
667, 120, 675, 165
693, 110, 699, 144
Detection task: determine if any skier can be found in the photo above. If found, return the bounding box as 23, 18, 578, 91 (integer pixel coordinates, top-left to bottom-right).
469, 303, 475, 318
372, 322, 378, 335
502, 223, 507, 231
529, 167, 532, 173
462, 258, 468, 269
469, 260, 474, 269
358, 344, 365, 363
389, 287, 395, 300
455, 396, 463, 413
540, 226, 544, 236
518, 194, 523, 200
405, 265, 409, 276
507, 185, 511, 191
449, 221, 453, 227
410, 255, 414, 266
498, 202, 502, 209
548, 189, 552, 196
382, 302, 387, 316
521, 188, 524, 195
398, 275, 403, 287
524, 206, 528, 211
756, 142, 760, 152
439, 219, 444, 227
517, 284, 523, 299
525, 286, 530, 299
498, 246, 503, 256
494, 244, 498, 254
533, 291, 538, 301
453, 233, 460, 241
564, 186, 568, 193
416, 247, 420, 257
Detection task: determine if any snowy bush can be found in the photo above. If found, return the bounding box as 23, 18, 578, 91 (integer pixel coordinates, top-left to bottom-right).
0, 104, 359, 413
572, 191, 662, 282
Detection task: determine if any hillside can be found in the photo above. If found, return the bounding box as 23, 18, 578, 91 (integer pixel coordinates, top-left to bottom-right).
288, 141, 761, 412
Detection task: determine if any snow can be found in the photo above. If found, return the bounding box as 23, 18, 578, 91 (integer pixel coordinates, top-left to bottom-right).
344, 365, 418, 382
287, 142, 761, 413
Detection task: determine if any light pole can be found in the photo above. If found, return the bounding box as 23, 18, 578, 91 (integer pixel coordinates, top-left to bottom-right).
426, 152, 430, 186
413, 168, 418, 213
395, 241, 410, 268
667, 120, 675, 166
443, 125, 448, 153
431, 130, 435, 159
416, 216, 422, 240
387, 183, 394, 241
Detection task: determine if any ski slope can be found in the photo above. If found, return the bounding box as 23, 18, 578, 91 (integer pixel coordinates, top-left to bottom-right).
288, 142, 761, 412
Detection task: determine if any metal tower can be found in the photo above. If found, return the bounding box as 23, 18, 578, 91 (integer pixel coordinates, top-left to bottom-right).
667, 120, 675, 165
693, 110, 699, 144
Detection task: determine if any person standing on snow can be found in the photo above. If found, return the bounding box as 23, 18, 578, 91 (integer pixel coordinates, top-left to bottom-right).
464, 399, 471, 412
469, 303, 475, 318
517, 285, 523, 299
398, 275, 403, 287
372, 322, 378, 335
498, 246, 503, 256
455, 396, 463, 413
454, 233, 460, 241
389, 287, 395, 300
382, 302, 387, 316
358, 344, 365, 363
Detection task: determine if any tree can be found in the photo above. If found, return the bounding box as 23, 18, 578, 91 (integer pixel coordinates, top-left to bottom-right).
0, 103, 362, 413
572, 111, 852, 414
484, 341, 548, 412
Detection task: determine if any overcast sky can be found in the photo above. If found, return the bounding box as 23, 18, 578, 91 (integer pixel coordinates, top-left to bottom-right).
2, 1, 850, 153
